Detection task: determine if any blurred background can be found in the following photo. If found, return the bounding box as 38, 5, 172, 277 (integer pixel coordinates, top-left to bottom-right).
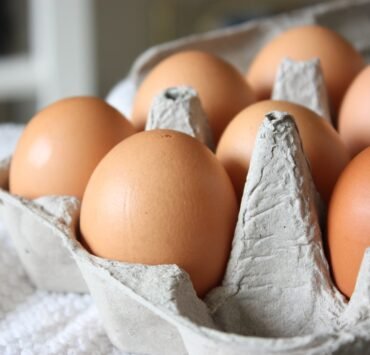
0, 0, 334, 123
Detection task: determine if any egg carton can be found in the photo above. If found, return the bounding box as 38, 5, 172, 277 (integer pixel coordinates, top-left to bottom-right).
0, 57, 331, 297
1, 56, 370, 355
0, 0, 367, 298
0, 0, 369, 353
68, 60, 370, 354
0, 164, 87, 293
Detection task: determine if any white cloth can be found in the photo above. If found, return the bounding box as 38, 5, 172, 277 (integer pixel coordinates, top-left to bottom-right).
0, 124, 127, 355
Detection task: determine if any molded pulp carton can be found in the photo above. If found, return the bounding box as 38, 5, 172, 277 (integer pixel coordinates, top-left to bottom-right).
1, 0, 370, 353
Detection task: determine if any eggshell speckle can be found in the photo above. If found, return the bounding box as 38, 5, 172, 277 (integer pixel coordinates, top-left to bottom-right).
132, 50, 256, 142
216, 100, 350, 204
327, 147, 370, 298
80, 129, 238, 297
10, 97, 136, 199
338, 66, 370, 157
246, 25, 365, 117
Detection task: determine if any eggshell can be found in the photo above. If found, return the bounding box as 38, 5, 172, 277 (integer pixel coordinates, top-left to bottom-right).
132, 50, 256, 142
338, 66, 370, 157
10, 97, 135, 200
246, 25, 365, 117
79, 129, 238, 297
216, 100, 350, 204
327, 147, 370, 298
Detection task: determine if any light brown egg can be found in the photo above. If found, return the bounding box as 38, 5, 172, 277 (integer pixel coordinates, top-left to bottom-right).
338, 66, 370, 157
327, 147, 370, 298
10, 96, 135, 199
132, 50, 256, 142
216, 100, 350, 204
246, 25, 365, 118
80, 129, 238, 297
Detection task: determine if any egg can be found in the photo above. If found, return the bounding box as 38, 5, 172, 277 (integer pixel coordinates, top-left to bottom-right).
79, 129, 238, 297
327, 147, 370, 298
246, 25, 365, 117
10, 97, 135, 199
338, 66, 370, 157
216, 100, 350, 204
132, 50, 256, 142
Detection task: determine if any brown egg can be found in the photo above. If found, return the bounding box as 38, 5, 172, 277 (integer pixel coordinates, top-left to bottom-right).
216, 100, 350, 204
246, 25, 365, 117
338, 66, 370, 157
80, 129, 238, 297
10, 97, 135, 199
132, 50, 256, 142
327, 147, 370, 298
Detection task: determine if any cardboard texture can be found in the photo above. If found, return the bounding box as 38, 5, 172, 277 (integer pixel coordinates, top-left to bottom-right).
146, 86, 214, 150
1, 0, 370, 353
272, 58, 331, 122
0, 157, 87, 293
0, 190, 87, 293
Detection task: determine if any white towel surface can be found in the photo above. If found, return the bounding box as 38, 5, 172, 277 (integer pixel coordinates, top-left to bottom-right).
0, 124, 127, 355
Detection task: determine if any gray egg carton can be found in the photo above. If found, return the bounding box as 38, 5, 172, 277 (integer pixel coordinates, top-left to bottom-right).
1, 59, 370, 354
1, 0, 370, 353
0, 162, 87, 293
